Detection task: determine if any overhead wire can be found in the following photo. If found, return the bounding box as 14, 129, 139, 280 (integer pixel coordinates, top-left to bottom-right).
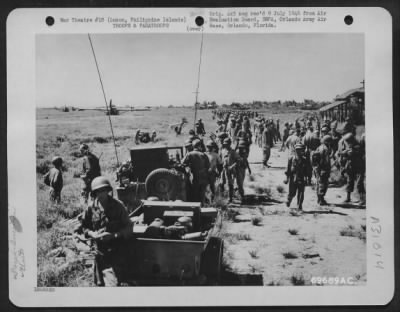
87, 33, 120, 167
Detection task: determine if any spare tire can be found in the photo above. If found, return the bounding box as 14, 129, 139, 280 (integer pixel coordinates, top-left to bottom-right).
145, 168, 180, 200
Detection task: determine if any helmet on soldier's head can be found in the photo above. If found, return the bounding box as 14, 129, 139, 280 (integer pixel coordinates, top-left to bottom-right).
284, 122, 289, 126
238, 140, 247, 148
91, 176, 112, 193
206, 140, 216, 148
321, 126, 329, 133
192, 139, 202, 148
295, 142, 305, 150
322, 135, 332, 144
223, 138, 232, 146
289, 129, 295, 135
184, 139, 192, 147
79, 143, 89, 152
189, 129, 195, 135
343, 132, 354, 142
52, 156, 63, 166
218, 132, 227, 139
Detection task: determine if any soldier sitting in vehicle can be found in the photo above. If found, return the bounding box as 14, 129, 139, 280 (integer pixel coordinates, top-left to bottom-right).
75, 176, 133, 286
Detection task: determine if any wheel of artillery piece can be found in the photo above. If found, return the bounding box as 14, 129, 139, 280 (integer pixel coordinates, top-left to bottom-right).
145, 168, 180, 200
200, 237, 224, 285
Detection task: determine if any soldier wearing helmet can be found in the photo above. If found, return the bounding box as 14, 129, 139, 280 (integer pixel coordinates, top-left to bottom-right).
236, 140, 252, 201
284, 142, 308, 211
184, 139, 193, 154
284, 127, 301, 157
236, 123, 252, 153
205, 139, 222, 201
220, 137, 240, 202
43, 156, 63, 203
313, 135, 332, 205
79, 143, 101, 203
182, 139, 210, 205
302, 125, 320, 184
337, 132, 365, 204
195, 119, 206, 136
262, 122, 274, 167
76, 176, 132, 286
280, 122, 291, 152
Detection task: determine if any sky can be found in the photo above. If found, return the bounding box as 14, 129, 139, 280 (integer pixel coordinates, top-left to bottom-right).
36, 33, 364, 108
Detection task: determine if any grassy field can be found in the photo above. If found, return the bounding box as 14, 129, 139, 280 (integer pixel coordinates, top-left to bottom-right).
36, 106, 365, 286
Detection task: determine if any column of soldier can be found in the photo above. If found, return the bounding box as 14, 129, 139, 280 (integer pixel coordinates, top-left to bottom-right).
183, 110, 366, 211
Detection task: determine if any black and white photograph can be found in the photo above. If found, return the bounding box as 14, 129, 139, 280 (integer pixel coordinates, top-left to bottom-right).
7, 7, 394, 307
35, 31, 367, 287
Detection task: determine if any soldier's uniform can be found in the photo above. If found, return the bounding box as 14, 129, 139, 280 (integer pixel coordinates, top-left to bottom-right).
262, 124, 274, 167
206, 141, 222, 201
77, 177, 132, 286
236, 128, 252, 152
236, 144, 251, 200
80, 145, 101, 203
43, 156, 63, 203
280, 123, 290, 151
182, 141, 210, 205
338, 133, 366, 203
220, 139, 240, 202
313, 136, 332, 205
302, 129, 320, 184
285, 130, 301, 156
284, 143, 308, 210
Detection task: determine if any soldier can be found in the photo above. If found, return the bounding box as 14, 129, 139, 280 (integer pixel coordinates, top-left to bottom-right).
285, 128, 301, 156
242, 116, 250, 131
228, 119, 238, 142
196, 119, 206, 136
236, 123, 252, 152
76, 176, 133, 286
337, 133, 366, 204
182, 139, 210, 205
280, 122, 290, 152
205, 140, 223, 201
313, 135, 332, 205
43, 156, 63, 203
216, 132, 228, 150
220, 137, 240, 203
284, 142, 308, 211
236, 140, 252, 201
262, 122, 274, 167
276, 119, 281, 141
80, 144, 101, 203
302, 126, 320, 184
184, 139, 193, 155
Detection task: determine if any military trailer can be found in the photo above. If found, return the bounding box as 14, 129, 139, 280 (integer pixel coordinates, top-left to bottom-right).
114, 200, 224, 286
109, 145, 224, 285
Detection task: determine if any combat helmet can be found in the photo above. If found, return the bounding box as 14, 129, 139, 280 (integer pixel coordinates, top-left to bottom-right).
223, 137, 232, 146
321, 135, 332, 144
52, 156, 63, 166
91, 176, 112, 193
